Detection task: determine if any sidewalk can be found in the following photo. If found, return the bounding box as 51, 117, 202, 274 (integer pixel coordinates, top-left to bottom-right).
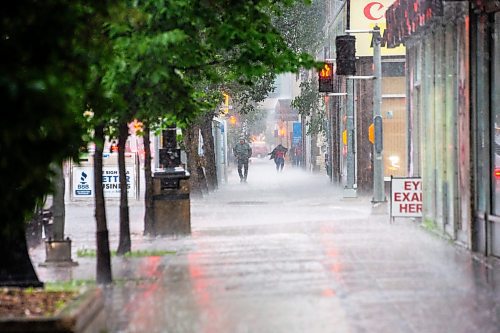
30, 158, 500, 333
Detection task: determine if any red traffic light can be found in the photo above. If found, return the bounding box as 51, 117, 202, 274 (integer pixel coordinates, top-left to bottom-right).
319, 63, 333, 78
318, 62, 334, 93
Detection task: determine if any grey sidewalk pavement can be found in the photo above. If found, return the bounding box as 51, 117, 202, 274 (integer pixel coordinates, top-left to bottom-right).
29, 158, 500, 333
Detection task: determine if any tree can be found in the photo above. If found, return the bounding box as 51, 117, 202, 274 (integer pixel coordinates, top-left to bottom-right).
274, 0, 328, 171
195, 0, 328, 183
273, 0, 328, 55
291, 78, 325, 171
1, 0, 319, 286
183, 125, 206, 198
292, 78, 325, 135
133, 0, 319, 215
0, 1, 115, 287
116, 121, 132, 255
142, 122, 155, 235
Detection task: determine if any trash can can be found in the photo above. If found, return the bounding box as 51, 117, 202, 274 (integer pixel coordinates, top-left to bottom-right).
151, 126, 191, 235
152, 167, 191, 235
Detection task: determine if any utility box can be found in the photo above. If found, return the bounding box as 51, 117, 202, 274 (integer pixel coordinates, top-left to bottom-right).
152, 126, 191, 235
40, 238, 78, 267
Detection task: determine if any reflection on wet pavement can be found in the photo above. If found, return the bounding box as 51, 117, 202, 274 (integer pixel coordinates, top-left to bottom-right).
30, 159, 500, 332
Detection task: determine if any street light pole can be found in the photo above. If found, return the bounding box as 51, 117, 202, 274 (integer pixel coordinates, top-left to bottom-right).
372, 26, 386, 204
344, 78, 357, 198
344, 27, 386, 205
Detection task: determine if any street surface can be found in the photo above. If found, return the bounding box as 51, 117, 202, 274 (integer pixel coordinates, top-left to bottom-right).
30, 158, 500, 333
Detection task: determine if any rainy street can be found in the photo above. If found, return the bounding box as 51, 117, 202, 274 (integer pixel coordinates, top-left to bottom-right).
6, 1, 500, 332
31, 158, 500, 333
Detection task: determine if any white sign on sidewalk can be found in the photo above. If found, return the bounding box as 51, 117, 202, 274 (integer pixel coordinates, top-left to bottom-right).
390, 177, 422, 220
73, 167, 93, 197
72, 167, 136, 198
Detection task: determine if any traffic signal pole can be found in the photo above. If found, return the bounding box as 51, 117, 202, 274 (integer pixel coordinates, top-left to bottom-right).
344, 27, 386, 208
334, 25, 386, 201
372, 26, 386, 204
344, 78, 357, 198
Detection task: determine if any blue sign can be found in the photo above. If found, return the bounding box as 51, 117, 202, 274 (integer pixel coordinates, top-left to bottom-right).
292, 122, 301, 145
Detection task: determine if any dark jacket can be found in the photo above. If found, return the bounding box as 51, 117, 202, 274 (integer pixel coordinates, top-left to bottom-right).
233, 142, 252, 160
269, 144, 288, 160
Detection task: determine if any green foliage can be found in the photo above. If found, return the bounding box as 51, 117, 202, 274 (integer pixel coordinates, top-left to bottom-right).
274, 0, 328, 136
1, 0, 321, 284
225, 73, 277, 116
0, 1, 112, 234
273, 0, 328, 55
423, 218, 438, 233
2, 0, 319, 211
45, 277, 157, 291
45, 280, 96, 292
291, 78, 325, 135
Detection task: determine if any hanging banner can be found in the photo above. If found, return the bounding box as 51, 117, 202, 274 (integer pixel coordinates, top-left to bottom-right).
292, 122, 302, 145
390, 177, 423, 219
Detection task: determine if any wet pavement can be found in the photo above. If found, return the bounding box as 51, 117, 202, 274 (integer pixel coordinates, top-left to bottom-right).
30, 158, 500, 333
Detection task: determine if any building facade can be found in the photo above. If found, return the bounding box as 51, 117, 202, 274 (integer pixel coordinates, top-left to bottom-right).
323, 0, 407, 194
386, 0, 500, 257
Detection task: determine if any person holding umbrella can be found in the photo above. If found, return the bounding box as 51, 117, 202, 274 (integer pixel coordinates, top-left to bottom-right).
269, 144, 288, 172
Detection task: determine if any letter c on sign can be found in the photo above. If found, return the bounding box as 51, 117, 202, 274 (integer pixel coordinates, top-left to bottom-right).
364, 2, 385, 21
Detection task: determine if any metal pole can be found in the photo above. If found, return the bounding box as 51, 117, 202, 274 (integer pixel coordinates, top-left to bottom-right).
372, 26, 385, 203
344, 78, 357, 198
223, 119, 228, 183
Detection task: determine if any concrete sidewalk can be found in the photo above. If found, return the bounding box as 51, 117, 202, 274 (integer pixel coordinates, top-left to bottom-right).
30, 158, 500, 333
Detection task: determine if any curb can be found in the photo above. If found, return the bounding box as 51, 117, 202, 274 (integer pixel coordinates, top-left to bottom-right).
0, 288, 105, 333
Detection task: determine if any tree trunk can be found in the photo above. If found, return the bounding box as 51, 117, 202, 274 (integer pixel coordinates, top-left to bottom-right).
116, 121, 131, 255
52, 162, 65, 241
0, 219, 43, 287
198, 164, 209, 194
200, 114, 217, 191
143, 123, 155, 235
94, 124, 113, 284
183, 126, 203, 198
311, 132, 319, 172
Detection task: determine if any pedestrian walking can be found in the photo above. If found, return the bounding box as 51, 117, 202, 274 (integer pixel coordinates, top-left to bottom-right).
233, 137, 252, 182
294, 144, 302, 167
269, 144, 288, 172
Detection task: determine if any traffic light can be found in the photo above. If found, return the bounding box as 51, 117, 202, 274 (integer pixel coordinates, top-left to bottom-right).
229, 115, 237, 125
335, 35, 356, 76
318, 62, 334, 93
222, 92, 229, 114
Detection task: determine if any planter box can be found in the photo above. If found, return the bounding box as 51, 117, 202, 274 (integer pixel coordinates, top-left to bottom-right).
0, 288, 106, 333
39, 239, 78, 267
